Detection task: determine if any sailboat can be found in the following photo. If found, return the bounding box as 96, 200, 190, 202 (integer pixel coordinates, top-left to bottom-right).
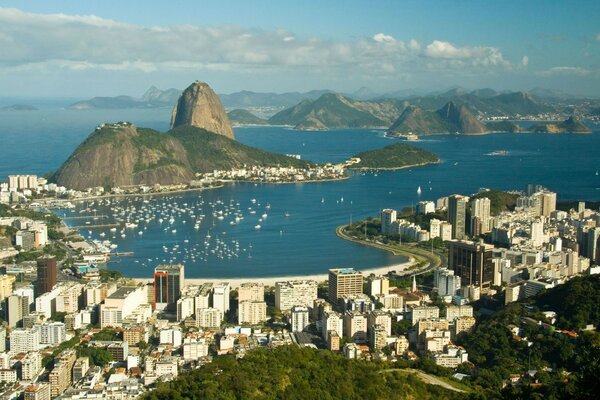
417, 186, 422, 195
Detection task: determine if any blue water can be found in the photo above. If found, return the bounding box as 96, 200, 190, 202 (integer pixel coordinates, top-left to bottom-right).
2, 107, 600, 278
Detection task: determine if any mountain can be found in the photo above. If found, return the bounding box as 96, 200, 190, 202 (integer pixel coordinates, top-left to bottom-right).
227, 109, 268, 126
140, 86, 182, 104
68, 95, 141, 110
388, 101, 487, 134
268, 93, 402, 129
484, 120, 522, 133
52, 123, 309, 190
219, 89, 332, 108
52, 123, 194, 189
0, 104, 38, 111
170, 81, 234, 139
531, 116, 592, 133
68, 87, 181, 110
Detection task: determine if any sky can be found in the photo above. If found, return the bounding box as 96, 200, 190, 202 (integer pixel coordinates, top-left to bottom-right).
0, 0, 598, 98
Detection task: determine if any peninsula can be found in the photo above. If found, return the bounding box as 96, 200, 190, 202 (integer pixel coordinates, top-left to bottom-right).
348, 143, 440, 170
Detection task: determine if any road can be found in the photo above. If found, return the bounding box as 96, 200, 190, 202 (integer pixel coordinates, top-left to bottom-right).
380, 368, 466, 393
336, 224, 443, 276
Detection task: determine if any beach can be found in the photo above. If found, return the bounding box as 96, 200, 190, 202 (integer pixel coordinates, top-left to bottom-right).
133, 260, 413, 288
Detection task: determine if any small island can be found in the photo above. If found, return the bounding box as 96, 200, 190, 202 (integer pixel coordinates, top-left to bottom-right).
1, 104, 38, 111
348, 143, 439, 170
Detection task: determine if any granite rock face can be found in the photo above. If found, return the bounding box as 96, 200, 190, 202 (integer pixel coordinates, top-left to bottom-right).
170, 81, 235, 139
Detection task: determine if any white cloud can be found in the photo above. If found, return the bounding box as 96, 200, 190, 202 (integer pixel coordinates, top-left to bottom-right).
521, 56, 529, 67
424, 40, 509, 67
0, 7, 513, 81
373, 33, 395, 43
538, 66, 593, 76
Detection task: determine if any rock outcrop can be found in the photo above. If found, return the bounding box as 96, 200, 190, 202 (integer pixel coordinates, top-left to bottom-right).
170, 81, 234, 139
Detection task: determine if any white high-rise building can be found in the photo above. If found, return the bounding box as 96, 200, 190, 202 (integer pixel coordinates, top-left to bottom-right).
9, 328, 40, 353
212, 283, 230, 314
238, 301, 267, 325
159, 328, 182, 347
182, 337, 209, 361
435, 268, 461, 297
196, 308, 223, 329
176, 296, 195, 322
290, 306, 310, 333
39, 322, 66, 346
275, 280, 318, 311
380, 209, 397, 235
531, 219, 544, 247
321, 311, 343, 340
472, 197, 491, 233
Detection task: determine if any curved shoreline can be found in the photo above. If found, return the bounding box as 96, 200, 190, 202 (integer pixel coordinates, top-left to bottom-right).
348, 159, 441, 171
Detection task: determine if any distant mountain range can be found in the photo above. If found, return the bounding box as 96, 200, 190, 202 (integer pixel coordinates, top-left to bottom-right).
68, 86, 181, 110
0, 104, 38, 111
388, 102, 487, 135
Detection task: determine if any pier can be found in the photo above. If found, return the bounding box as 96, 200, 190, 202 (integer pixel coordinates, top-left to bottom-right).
62, 215, 109, 220
70, 223, 121, 229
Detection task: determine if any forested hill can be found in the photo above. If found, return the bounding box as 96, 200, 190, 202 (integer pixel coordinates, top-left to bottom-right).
142, 346, 459, 400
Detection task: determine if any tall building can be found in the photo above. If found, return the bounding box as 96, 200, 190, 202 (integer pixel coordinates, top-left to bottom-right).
367, 275, 389, 297
238, 283, 264, 302
212, 282, 230, 314
238, 301, 267, 325
6, 294, 29, 327
9, 327, 40, 353
538, 191, 557, 217
448, 195, 468, 240
343, 311, 368, 343
0, 274, 16, 301
472, 197, 491, 233
290, 306, 310, 333
154, 264, 184, 311
380, 209, 397, 235
196, 308, 223, 329
275, 280, 318, 311
530, 219, 544, 248
36, 257, 57, 295
49, 350, 76, 397
328, 268, 363, 308
448, 240, 495, 290
100, 285, 147, 328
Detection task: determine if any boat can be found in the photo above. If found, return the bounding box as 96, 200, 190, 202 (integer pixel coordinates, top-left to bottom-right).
255, 225, 261, 230
417, 186, 422, 195
284, 212, 291, 217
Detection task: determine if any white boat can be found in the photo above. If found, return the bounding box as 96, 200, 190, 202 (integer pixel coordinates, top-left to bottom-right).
255, 225, 261, 230
417, 186, 422, 195
125, 222, 138, 229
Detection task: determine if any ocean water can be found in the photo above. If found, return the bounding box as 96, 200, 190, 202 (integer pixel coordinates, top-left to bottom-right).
2, 108, 600, 278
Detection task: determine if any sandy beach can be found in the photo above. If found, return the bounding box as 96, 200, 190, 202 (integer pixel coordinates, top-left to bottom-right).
132, 260, 413, 289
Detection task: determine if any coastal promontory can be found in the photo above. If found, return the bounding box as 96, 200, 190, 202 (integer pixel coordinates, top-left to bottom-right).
348, 143, 439, 170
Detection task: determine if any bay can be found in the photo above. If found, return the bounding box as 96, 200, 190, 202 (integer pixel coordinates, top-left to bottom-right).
2, 107, 600, 278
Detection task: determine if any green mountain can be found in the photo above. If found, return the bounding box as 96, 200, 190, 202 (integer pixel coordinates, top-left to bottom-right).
349, 143, 439, 169
52, 123, 309, 190
531, 116, 592, 133
142, 346, 460, 400
268, 93, 401, 129
227, 109, 268, 125
388, 101, 487, 135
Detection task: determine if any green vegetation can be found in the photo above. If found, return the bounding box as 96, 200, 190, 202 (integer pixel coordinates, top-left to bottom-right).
0, 204, 62, 228
470, 190, 518, 216
42, 336, 80, 369
99, 269, 123, 282
484, 120, 522, 133
227, 109, 268, 125
78, 345, 113, 367
142, 346, 459, 400
93, 328, 122, 341
349, 143, 439, 170
170, 125, 310, 172
454, 275, 600, 398
534, 274, 600, 330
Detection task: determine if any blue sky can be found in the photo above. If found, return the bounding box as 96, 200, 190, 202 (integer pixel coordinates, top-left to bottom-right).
0, 0, 598, 97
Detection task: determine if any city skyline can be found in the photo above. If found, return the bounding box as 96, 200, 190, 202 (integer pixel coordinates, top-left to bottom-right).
0, 1, 598, 98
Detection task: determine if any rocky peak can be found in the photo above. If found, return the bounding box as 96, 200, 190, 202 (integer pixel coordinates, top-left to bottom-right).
170, 81, 234, 139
